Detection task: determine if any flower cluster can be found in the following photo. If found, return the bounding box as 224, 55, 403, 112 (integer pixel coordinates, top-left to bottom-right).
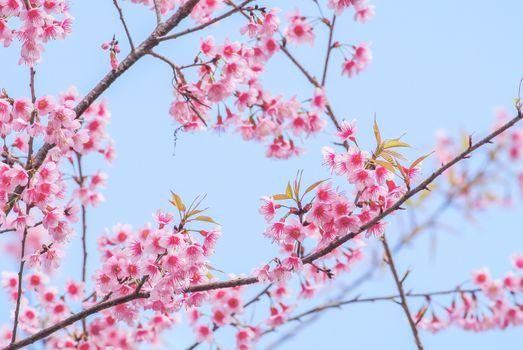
0, 0, 73, 66
0, 87, 113, 272
418, 254, 523, 333
93, 194, 222, 317
255, 119, 419, 284
161, 3, 374, 158
434, 108, 523, 208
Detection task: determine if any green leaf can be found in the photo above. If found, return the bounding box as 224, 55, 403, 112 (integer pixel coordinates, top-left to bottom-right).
285, 181, 293, 199
410, 151, 434, 169
382, 149, 407, 161
374, 160, 396, 174
186, 208, 207, 218
170, 191, 186, 212
303, 179, 328, 196
206, 263, 225, 273
373, 117, 382, 146
382, 139, 411, 149
273, 194, 291, 201
193, 215, 219, 225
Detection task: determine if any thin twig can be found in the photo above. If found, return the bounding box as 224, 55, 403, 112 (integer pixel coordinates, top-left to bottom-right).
152, 0, 162, 25
382, 234, 424, 350
112, 0, 135, 51
10, 225, 29, 344
75, 152, 88, 335
158, 0, 254, 42
263, 286, 479, 346
321, 14, 336, 86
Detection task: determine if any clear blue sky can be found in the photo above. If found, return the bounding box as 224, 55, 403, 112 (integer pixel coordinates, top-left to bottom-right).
1, 0, 523, 349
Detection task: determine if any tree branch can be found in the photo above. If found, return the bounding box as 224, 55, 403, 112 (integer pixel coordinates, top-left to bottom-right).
8, 110, 522, 349
321, 14, 336, 86
112, 0, 135, 51
158, 0, 254, 42
153, 0, 162, 25
381, 234, 424, 350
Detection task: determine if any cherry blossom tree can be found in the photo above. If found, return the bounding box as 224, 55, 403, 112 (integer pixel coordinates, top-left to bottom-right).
0, 0, 522, 349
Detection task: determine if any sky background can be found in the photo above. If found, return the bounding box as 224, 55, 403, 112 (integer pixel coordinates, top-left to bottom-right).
1, 0, 523, 349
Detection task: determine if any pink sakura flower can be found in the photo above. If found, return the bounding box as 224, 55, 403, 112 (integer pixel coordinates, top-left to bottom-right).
203, 229, 221, 256
187, 307, 201, 325
349, 168, 374, 190
269, 264, 292, 282
341, 58, 359, 77
503, 272, 518, 292
365, 221, 387, 238
26, 272, 46, 290
65, 280, 85, 300
153, 210, 174, 228
482, 279, 504, 301
13, 98, 31, 119
211, 307, 231, 326
346, 146, 369, 170
354, 3, 376, 23
260, 36, 279, 58
39, 287, 58, 306
337, 119, 357, 142
226, 294, 243, 313
253, 264, 271, 282
335, 215, 361, 234
285, 9, 314, 46
259, 197, 279, 222
375, 165, 394, 184
282, 255, 303, 272
472, 267, 490, 285
19, 307, 39, 334
311, 88, 327, 111
185, 244, 204, 263
1, 271, 18, 290
207, 82, 230, 102
512, 253, 523, 269
195, 324, 214, 343
283, 219, 305, 243
308, 202, 331, 223
327, 0, 363, 15
112, 223, 132, 244
35, 95, 55, 114
321, 146, 337, 169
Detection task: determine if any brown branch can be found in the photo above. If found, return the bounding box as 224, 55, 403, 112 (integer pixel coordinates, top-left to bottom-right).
153, 0, 162, 25
263, 286, 480, 348
112, 0, 135, 51
8, 110, 522, 349
10, 226, 29, 345
321, 14, 336, 86
265, 158, 496, 349
301, 110, 522, 265
74, 153, 88, 335
158, 0, 254, 42
381, 234, 424, 350
5, 290, 150, 350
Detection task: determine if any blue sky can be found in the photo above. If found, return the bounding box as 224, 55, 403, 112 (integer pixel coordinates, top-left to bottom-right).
1, 0, 523, 349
